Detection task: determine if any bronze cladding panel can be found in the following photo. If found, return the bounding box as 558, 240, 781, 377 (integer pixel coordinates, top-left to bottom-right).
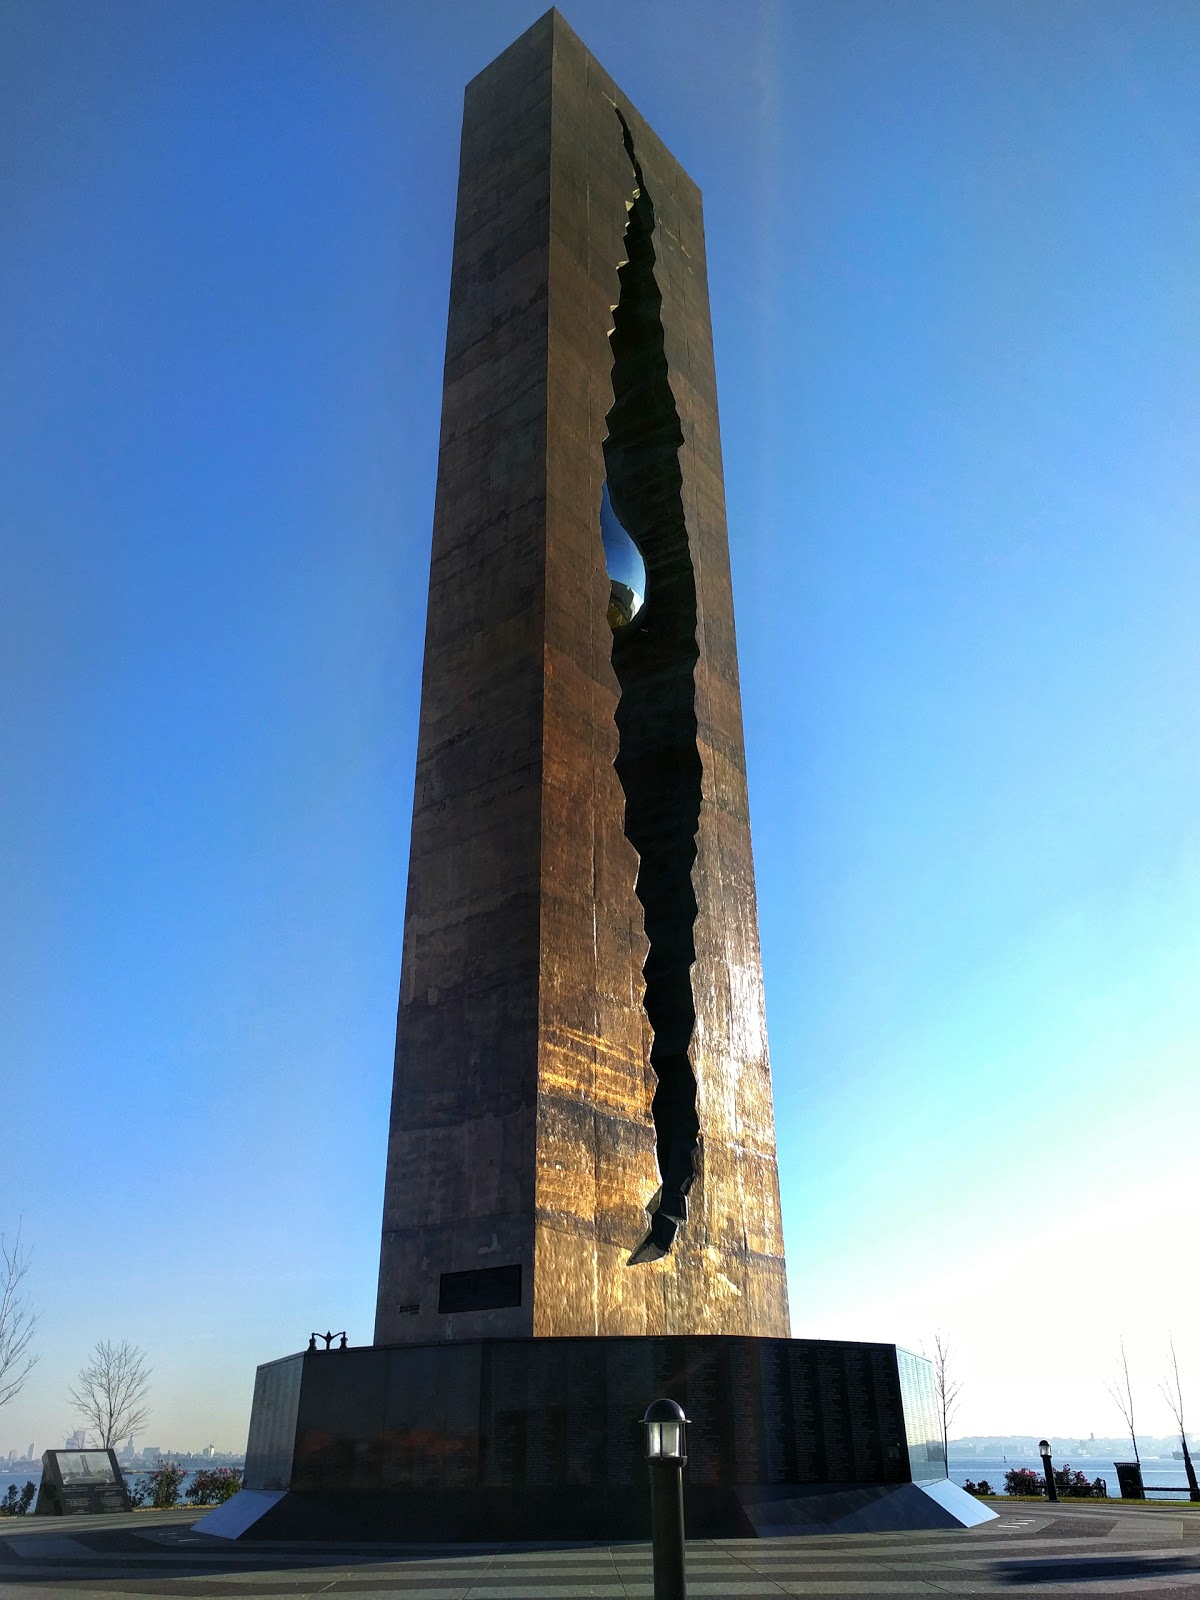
376, 9, 789, 1344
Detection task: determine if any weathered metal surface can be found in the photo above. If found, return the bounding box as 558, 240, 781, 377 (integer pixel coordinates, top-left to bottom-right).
375, 10, 789, 1344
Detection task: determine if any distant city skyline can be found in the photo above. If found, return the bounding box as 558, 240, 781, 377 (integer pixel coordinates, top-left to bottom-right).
3, 0, 1198, 1448
0, 1440, 244, 1461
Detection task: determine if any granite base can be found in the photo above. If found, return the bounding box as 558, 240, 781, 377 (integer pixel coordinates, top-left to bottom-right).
201, 1336, 991, 1540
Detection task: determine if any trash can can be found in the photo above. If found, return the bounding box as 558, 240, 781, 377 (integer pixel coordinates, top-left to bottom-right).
1114, 1461, 1145, 1500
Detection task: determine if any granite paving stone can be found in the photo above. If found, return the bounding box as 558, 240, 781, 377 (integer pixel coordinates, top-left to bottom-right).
2, 1502, 1200, 1597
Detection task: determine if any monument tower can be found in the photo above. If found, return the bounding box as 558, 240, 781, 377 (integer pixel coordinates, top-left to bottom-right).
209, 11, 980, 1544
374, 8, 789, 1344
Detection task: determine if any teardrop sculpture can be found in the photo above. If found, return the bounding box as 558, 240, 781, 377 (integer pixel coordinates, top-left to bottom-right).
600, 480, 646, 628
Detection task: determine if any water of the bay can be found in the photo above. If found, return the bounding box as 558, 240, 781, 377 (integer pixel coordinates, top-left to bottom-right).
949, 1454, 1195, 1500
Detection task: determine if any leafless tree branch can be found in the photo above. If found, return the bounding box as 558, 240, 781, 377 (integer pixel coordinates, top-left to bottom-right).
1104, 1336, 1139, 1465
0, 1220, 39, 1409
933, 1331, 962, 1472
1161, 1335, 1187, 1433
67, 1340, 152, 1449
1160, 1334, 1200, 1502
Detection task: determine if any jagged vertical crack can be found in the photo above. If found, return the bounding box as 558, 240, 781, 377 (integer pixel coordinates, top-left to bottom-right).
601, 109, 702, 1266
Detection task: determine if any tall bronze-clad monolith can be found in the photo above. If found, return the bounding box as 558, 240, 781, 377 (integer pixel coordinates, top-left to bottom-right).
374, 7, 789, 1345
212, 12, 982, 1546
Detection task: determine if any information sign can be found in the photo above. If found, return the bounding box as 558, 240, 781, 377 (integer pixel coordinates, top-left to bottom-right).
34, 1448, 132, 1515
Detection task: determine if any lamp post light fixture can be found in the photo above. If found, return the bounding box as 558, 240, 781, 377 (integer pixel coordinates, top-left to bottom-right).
642, 1399, 688, 1600
306, 1331, 348, 1352
1039, 1439, 1058, 1503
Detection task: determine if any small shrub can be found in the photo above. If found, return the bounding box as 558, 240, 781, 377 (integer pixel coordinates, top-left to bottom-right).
0, 1482, 36, 1516
127, 1474, 147, 1508
144, 1460, 187, 1509
185, 1467, 243, 1506
1055, 1464, 1106, 1498
963, 1479, 995, 1496
1004, 1467, 1044, 1497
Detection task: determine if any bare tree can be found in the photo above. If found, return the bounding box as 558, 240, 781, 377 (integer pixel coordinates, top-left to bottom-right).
1160, 1336, 1200, 1503
0, 1220, 39, 1408
932, 1332, 962, 1472
67, 1340, 152, 1448
1105, 1336, 1140, 1465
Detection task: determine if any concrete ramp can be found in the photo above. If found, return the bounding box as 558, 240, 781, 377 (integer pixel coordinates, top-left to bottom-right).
739, 1479, 997, 1535
193, 1489, 285, 1540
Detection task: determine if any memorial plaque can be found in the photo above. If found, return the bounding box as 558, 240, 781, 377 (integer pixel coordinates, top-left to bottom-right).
603, 1338, 654, 1488
896, 1346, 945, 1483
480, 1341, 530, 1488
245, 1353, 304, 1490
787, 1344, 823, 1480
521, 1339, 567, 1487
870, 1345, 907, 1480
845, 1346, 882, 1478
730, 1338, 762, 1482
817, 1346, 853, 1480
381, 1342, 480, 1489
438, 1264, 522, 1314
678, 1338, 725, 1486
563, 1338, 606, 1487
760, 1341, 795, 1484
35, 1449, 131, 1516
295, 1344, 387, 1491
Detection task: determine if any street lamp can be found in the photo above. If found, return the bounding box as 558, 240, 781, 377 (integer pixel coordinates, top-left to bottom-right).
642, 1399, 688, 1600
306, 1330, 348, 1352
1039, 1439, 1058, 1503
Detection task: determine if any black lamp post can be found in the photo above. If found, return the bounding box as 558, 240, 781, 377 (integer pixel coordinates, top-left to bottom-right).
1039, 1439, 1058, 1502
642, 1399, 688, 1600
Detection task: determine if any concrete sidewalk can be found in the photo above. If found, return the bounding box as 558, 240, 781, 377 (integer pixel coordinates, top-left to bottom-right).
2, 1498, 1199, 1598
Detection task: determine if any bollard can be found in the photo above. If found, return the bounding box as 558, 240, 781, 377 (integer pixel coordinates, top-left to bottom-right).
642, 1399, 688, 1600
1039, 1440, 1058, 1503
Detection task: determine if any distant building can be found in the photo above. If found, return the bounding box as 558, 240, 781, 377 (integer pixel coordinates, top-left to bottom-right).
27, 1443, 34, 1460
202, 1444, 215, 1458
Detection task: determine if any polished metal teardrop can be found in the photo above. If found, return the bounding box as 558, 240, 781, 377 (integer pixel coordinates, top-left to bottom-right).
600, 480, 646, 629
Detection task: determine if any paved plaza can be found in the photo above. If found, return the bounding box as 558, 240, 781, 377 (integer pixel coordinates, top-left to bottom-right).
2, 1499, 1199, 1598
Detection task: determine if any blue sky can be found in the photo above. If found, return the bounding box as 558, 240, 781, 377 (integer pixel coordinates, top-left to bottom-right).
2, 0, 1197, 1452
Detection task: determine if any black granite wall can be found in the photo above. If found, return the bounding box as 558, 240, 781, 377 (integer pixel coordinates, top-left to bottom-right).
239, 1336, 949, 1539
246, 1336, 930, 1496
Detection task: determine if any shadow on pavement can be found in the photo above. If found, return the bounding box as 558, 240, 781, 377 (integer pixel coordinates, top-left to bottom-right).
996, 1553, 1200, 1585
0, 1517, 642, 1587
